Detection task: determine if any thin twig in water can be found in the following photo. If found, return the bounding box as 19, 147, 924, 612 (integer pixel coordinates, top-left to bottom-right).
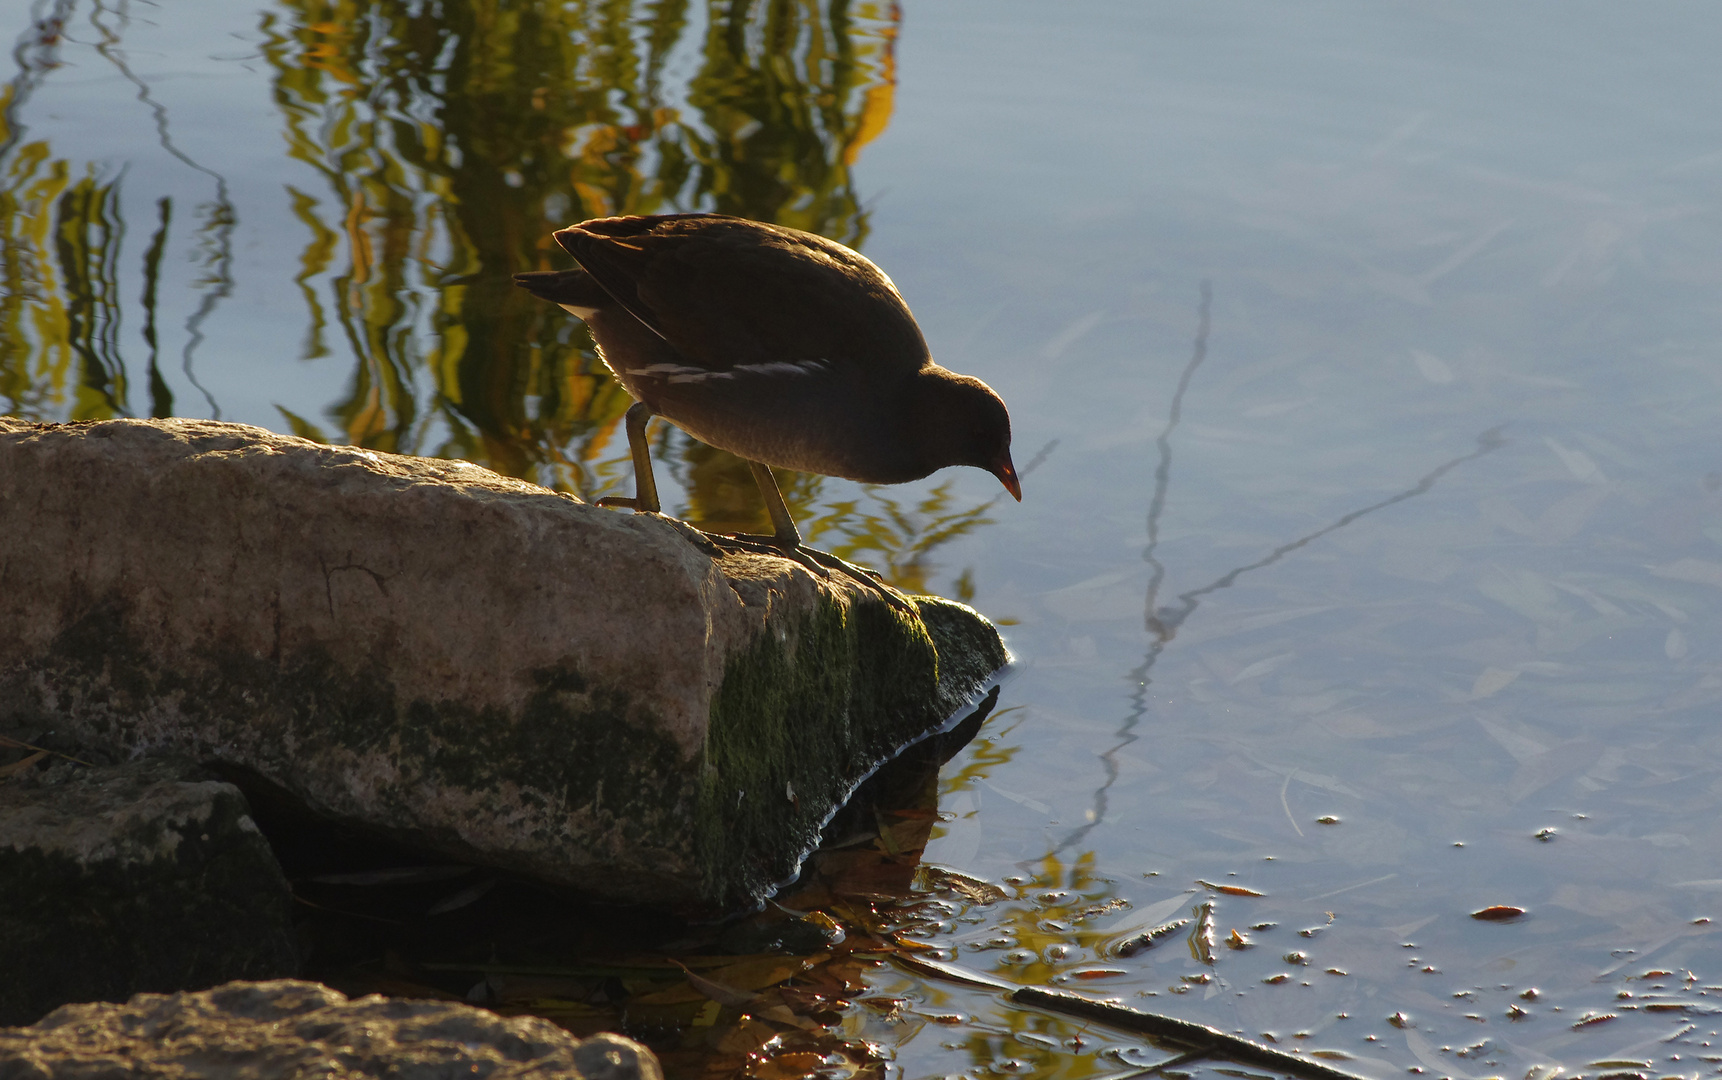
1013, 985, 1372, 1080
894, 952, 1373, 1080
1281, 772, 1304, 838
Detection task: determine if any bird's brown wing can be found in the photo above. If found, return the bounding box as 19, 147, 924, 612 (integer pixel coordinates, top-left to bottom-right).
554, 215, 928, 374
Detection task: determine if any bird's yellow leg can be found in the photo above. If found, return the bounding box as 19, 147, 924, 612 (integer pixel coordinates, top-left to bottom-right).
748, 460, 803, 549
703, 461, 915, 614
596, 401, 661, 514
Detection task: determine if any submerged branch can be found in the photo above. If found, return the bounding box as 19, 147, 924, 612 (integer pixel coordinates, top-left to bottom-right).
1013, 985, 1373, 1080
895, 951, 1374, 1080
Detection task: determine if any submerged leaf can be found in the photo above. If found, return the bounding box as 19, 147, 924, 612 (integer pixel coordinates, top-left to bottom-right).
634, 956, 823, 1006
918, 864, 1009, 904
426, 878, 497, 915
0, 749, 48, 777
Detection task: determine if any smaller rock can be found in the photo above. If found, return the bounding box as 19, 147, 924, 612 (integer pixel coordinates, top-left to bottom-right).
0, 979, 663, 1079
0, 758, 297, 1024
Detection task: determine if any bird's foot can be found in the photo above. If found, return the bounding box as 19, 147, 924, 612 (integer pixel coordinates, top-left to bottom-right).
706, 531, 794, 555
697, 531, 917, 615
803, 550, 919, 616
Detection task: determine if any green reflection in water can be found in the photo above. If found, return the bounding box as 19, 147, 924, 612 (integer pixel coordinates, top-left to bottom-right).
0, 139, 76, 419
1, 1, 234, 423
0, 6, 77, 421
52, 173, 127, 418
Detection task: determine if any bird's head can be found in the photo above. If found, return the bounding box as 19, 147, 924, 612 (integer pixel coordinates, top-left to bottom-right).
912, 368, 1020, 500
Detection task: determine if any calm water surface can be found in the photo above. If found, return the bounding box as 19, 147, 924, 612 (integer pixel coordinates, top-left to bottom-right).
7, 2, 1722, 1077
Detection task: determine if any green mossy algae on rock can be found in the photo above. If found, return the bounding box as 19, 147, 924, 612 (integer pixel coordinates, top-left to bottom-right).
696, 589, 937, 904
0, 418, 1008, 913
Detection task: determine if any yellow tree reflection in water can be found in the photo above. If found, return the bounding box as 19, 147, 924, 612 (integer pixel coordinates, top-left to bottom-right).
1, 5, 87, 421
0, 138, 76, 419
1, 1, 235, 424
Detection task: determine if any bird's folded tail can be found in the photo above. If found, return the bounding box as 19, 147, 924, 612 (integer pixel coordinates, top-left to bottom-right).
512, 268, 610, 312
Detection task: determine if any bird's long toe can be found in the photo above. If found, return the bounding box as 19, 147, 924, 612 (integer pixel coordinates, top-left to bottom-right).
595, 495, 650, 511
672, 525, 916, 613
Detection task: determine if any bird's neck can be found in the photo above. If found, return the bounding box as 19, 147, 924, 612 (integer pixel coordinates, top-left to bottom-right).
893, 365, 970, 478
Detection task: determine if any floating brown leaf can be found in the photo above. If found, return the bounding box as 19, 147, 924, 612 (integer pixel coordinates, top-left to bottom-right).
1197, 880, 1265, 897
751, 1051, 830, 1080
1470, 905, 1527, 921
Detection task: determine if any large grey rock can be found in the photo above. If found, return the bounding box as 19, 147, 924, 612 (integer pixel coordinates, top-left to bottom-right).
0, 418, 1006, 913
0, 979, 662, 1080
0, 758, 297, 1026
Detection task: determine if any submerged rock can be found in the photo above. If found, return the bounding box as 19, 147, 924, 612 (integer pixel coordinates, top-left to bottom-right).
0, 979, 662, 1079
0, 418, 1006, 913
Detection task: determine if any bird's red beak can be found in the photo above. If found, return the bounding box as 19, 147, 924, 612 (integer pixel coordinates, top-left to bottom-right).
995, 457, 1022, 502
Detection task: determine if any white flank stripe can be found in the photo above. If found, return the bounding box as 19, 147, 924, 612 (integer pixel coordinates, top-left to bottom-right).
635, 363, 706, 378
637, 359, 827, 383
557, 303, 598, 319
731, 359, 828, 377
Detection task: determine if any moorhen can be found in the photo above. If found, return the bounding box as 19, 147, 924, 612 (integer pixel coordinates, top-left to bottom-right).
513, 214, 1019, 558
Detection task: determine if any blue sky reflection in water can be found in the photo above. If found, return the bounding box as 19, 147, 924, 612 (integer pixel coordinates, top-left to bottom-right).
6, 1, 1722, 1076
